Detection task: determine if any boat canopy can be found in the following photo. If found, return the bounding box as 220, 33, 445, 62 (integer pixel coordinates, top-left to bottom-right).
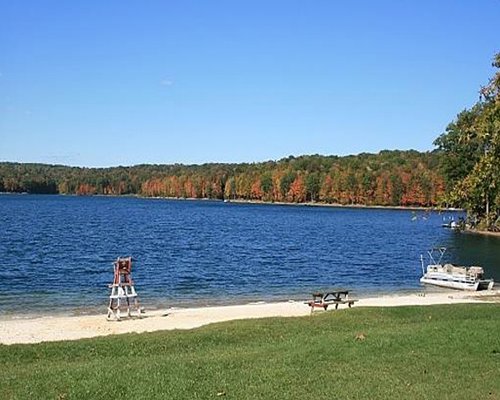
427, 247, 447, 265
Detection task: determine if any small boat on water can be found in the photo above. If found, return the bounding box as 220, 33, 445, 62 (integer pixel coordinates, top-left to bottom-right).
441, 216, 462, 230
420, 247, 495, 291
441, 220, 459, 230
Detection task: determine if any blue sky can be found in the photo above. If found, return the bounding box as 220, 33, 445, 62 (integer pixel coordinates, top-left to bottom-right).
1, 1, 499, 167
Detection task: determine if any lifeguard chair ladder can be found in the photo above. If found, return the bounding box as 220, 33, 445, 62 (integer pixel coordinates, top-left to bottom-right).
107, 256, 141, 321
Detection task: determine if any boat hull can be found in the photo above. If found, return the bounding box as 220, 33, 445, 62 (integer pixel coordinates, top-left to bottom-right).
420, 276, 494, 291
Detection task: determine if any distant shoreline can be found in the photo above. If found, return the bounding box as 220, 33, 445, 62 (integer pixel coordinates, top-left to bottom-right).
149, 195, 463, 213
222, 198, 463, 213
0, 191, 464, 212
462, 229, 500, 238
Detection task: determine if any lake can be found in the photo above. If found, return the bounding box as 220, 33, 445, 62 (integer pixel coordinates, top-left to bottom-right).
0, 194, 499, 316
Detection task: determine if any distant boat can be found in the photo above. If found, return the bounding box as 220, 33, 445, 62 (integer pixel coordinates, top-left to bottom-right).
420, 247, 494, 291
442, 216, 461, 230
442, 220, 459, 230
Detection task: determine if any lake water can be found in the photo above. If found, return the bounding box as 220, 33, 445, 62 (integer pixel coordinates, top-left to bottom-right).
0, 195, 499, 316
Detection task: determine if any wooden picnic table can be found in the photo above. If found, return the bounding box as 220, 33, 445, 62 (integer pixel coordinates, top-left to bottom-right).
306, 290, 358, 313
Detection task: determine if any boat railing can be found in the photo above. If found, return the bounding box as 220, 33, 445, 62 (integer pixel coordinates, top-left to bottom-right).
425, 264, 485, 281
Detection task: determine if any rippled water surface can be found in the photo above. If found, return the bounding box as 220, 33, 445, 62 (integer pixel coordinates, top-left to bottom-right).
1, 195, 499, 315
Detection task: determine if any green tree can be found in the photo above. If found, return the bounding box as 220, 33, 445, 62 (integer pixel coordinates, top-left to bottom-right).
433, 108, 483, 188
260, 173, 273, 197
305, 172, 321, 202
280, 171, 296, 199
434, 53, 500, 229
390, 174, 403, 206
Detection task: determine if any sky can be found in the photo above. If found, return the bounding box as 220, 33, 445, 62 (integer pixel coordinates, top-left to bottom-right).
1, 1, 499, 167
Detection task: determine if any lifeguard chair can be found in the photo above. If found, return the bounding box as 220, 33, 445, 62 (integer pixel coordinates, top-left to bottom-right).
107, 256, 141, 321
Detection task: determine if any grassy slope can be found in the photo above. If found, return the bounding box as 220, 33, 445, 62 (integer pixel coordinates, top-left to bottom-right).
0, 304, 499, 400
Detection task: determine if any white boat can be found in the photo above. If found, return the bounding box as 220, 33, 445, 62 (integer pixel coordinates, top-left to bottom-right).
420, 247, 495, 291
441, 217, 460, 230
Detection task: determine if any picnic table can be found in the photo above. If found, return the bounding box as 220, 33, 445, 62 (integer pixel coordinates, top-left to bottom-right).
306, 290, 358, 314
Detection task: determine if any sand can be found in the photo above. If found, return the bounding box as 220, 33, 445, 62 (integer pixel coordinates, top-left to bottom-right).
1, 290, 499, 345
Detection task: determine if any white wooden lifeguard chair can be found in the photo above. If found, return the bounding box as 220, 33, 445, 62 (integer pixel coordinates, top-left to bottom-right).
107, 256, 142, 321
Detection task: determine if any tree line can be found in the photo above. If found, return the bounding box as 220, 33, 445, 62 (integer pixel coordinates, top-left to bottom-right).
0, 150, 445, 207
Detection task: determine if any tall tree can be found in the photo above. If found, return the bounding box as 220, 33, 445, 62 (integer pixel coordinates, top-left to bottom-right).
305, 172, 321, 202
434, 53, 500, 229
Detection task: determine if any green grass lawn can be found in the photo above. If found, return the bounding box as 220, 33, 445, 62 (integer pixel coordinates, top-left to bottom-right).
1, 304, 499, 399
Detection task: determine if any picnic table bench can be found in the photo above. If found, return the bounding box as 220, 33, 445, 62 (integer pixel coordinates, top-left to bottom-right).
305, 290, 358, 314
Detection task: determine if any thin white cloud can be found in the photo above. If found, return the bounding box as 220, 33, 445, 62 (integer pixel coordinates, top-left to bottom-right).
43, 153, 83, 165
160, 79, 173, 86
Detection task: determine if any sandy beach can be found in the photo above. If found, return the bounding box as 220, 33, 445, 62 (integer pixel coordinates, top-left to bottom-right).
1, 290, 498, 345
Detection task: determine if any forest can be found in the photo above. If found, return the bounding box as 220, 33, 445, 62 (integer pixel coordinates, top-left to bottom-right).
0, 150, 445, 207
